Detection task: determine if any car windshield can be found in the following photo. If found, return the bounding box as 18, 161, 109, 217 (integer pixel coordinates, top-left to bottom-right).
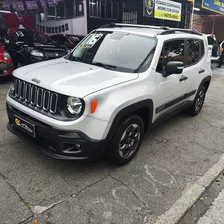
207, 36, 217, 45
67, 31, 156, 73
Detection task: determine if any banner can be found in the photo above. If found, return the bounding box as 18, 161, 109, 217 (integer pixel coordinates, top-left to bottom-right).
202, 0, 224, 15
154, 0, 182, 21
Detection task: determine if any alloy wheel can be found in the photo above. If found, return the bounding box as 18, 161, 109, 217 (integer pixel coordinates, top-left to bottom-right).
118, 124, 141, 159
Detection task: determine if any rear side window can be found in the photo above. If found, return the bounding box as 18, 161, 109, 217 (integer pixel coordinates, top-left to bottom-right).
157, 39, 185, 73
187, 39, 200, 66
187, 39, 205, 67
201, 40, 205, 56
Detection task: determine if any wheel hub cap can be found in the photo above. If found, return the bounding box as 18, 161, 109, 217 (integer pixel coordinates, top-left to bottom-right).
118, 124, 141, 159
195, 90, 205, 112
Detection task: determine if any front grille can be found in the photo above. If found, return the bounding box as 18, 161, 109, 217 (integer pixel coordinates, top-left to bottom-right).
13, 78, 58, 114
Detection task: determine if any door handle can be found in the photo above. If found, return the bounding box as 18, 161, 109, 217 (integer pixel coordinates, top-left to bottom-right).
199, 69, 205, 74
179, 76, 188, 82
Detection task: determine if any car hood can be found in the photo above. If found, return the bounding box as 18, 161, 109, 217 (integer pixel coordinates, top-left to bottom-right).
13, 58, 139, 98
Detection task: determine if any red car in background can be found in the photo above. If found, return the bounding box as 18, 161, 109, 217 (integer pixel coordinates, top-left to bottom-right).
0, 46, 13, 77
51, 34, 84, 49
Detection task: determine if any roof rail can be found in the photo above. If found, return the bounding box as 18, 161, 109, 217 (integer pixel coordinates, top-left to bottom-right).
160, 29, 202, 36
100, 23, 170, 30
100, 23, 202, 36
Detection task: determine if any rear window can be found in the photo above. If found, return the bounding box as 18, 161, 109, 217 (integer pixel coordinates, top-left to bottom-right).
207, 36, 217, 45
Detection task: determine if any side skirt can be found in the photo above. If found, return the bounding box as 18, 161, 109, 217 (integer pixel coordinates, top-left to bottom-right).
152, 101, 193, 127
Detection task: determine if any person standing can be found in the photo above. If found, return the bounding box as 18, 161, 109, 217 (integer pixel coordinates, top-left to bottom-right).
217, 48, 224, 68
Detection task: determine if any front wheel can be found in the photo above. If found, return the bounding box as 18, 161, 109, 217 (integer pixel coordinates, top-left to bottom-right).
188, 86, 206, 116
106, 115, 144, 166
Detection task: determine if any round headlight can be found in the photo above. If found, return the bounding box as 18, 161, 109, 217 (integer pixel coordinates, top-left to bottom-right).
67, 97, 83, 115
4, 51, 11, 60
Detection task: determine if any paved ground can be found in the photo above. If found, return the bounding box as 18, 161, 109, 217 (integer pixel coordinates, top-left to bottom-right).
0, 65, 224, 224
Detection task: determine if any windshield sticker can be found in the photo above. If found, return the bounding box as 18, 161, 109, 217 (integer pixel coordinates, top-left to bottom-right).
81, 34, 103, 49
16, 31, 24, 37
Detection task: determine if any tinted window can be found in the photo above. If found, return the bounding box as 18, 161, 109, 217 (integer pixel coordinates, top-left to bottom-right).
207, 36, 216, 45
157, 40, 185, 73
187, 39, 200, 66
58, 36, 67, 45
69, 32, 156, 73
201, 40, 205, 56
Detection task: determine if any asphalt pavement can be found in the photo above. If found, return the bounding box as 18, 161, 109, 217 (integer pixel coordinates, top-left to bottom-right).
0, 64, 224, 224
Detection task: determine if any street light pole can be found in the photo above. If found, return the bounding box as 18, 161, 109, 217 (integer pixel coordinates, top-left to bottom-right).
190, 0, 195, 29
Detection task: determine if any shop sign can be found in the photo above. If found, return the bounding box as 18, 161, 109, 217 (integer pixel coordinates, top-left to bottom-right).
154, 0, 182, 21
202, 0, 224, 15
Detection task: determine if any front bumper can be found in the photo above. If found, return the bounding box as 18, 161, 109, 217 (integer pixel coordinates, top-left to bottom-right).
7, 103, 108, 160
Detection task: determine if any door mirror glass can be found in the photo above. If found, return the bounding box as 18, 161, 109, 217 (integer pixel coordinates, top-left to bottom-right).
164, 61, 184, 77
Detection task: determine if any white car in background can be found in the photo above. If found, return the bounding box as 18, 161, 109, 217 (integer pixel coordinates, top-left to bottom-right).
205, 34, 220, 61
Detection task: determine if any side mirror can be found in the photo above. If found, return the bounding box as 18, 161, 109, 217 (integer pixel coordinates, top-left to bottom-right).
164, 61, 184, 77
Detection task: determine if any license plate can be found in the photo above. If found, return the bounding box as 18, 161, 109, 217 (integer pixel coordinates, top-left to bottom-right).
14, 116, 36, 138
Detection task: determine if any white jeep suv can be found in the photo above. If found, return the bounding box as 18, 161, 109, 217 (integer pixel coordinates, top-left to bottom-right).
6, 24, 212, 165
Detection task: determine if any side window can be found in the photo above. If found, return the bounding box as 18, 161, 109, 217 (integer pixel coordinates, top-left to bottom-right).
201, 40, 205, 56
156, 39, 185, 73
187, 39, 200, 66
58, 36, 67, 45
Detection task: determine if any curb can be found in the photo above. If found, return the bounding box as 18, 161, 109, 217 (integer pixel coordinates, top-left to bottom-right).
153, 154, 224, 224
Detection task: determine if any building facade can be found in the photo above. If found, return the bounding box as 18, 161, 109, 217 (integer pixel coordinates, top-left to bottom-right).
1, 0, 193, 36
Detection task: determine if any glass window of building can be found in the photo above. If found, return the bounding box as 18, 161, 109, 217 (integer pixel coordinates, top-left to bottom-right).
89, 0, 101, 18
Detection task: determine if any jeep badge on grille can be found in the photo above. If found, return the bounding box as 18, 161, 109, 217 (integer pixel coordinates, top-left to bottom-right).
31, 78, 41, 84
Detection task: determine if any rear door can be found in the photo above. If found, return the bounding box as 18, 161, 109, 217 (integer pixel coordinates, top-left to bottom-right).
184, 38, 210, 95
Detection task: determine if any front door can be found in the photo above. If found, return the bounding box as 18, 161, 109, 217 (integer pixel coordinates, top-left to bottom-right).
153, 39, 191, 121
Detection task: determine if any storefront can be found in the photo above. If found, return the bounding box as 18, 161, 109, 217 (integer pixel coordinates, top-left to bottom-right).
0, 0, 193, 36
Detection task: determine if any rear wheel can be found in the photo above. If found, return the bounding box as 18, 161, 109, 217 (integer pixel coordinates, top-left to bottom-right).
106, 115, 144, 166
188, 86, 206, 116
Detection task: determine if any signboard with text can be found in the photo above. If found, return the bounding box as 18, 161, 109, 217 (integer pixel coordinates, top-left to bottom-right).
202, 0, 224, 15
154, 0, 182, 21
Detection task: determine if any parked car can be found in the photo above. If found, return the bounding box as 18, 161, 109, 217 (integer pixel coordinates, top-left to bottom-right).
51, 34, 84, 49
0, 28, 68, 68
6, 24, 212, 165
205, 34, 220, 61
0, 46, 13, 77
220, 40, 224, 53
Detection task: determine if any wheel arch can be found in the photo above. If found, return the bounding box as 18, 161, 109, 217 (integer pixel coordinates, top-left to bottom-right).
105, 99, 154, 141
200, 76, 212, 92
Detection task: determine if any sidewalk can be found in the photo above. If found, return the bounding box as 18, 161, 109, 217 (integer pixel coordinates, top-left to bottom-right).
197, 188, 224, 224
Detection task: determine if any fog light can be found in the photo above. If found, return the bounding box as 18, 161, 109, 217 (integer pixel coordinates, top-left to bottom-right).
76, 144, 81, 150
60, 132, 80, 138
3, 70, 7, 74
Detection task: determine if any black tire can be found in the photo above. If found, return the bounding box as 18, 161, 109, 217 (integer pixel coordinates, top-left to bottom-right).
106, 115, 144, 166
188, 86, 206, 116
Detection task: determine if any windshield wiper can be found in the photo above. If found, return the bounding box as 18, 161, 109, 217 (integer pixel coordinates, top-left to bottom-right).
92, 62, 117, 70
68, 54, 83, 62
